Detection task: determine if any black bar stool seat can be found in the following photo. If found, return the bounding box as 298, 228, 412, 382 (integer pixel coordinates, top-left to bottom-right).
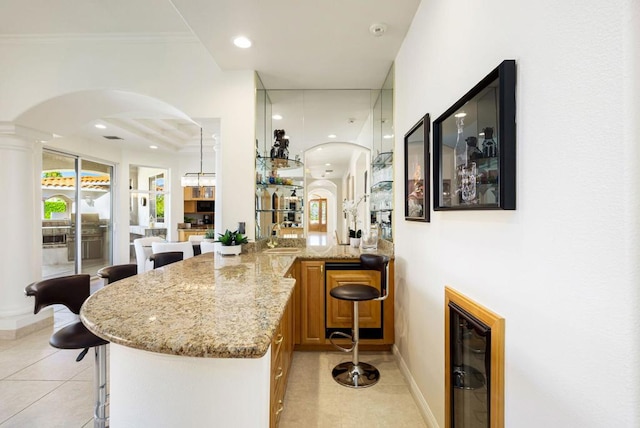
50, 321, 108, 351
330, 284, 380, 301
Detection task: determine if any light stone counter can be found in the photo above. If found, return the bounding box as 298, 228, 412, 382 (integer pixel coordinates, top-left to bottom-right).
80, 244, 393, 359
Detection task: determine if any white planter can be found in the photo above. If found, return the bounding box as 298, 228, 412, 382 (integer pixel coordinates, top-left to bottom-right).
349, 238, 361, 248
218, 244, 242, 256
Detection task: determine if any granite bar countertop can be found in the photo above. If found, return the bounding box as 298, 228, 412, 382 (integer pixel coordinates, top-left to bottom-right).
80, 243, 393, 359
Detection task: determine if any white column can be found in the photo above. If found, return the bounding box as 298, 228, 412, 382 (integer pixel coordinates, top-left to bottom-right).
0, 123, 51, 338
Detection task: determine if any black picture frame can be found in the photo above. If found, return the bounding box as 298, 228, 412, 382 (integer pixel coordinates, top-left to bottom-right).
404, 113, 430, 222
433, 60, 516, 210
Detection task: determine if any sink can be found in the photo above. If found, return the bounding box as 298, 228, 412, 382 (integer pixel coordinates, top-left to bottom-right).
263, 247, 301, 254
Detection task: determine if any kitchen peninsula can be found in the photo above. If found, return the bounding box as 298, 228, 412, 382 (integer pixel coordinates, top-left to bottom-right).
80, 244, 394, 427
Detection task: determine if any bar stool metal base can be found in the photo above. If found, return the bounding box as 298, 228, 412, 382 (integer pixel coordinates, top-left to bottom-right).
331, 361, 380, 388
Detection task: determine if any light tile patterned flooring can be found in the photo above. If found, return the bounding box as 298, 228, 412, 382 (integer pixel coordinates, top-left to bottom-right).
280, 352, 427, 427
1, 309, 426, 427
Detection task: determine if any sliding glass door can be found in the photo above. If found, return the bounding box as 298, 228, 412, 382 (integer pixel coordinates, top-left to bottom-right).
42, 150, 113, 278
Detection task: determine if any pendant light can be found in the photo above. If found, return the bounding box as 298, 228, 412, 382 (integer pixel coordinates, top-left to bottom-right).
181, 127, 216, 187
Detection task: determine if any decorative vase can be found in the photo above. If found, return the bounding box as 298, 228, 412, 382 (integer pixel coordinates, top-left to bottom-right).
218, 244, 242, 256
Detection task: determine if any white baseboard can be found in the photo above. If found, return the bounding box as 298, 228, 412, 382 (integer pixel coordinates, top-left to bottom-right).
0, 307, 53, 340
393, 344, 440, 428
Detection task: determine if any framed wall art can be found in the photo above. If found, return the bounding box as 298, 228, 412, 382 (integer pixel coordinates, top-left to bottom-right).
433, 60, 516, 210
404, 113, 430, 222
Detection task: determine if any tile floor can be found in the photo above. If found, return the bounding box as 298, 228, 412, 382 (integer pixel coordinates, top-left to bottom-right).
280, 352, 427, 428
1, 308, 426, 427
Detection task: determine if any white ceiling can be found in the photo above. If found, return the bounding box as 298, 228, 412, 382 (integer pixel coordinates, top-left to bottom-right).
2, 0, 420, 176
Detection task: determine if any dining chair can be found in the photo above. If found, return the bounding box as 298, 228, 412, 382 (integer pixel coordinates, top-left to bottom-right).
133, 236, 165, 273
151, 241, 194, 259
200, 241, 217, 254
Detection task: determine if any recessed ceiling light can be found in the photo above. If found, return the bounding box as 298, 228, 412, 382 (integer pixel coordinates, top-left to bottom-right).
325, 163, 331, 166
383, 134, 394, 139
454, 112, 467, 118
316, 147, 323, 151
272, 114, 283, 120
328, 134, 337, 139
149, 145, 158, 149
233, 36, 252, 48
94, 124, 107, 129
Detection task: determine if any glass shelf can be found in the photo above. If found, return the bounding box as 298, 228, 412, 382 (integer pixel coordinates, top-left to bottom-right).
371, 181, 393, 192
370, 209, 393, 213
256, 156, 304, 171
256, 209, 304, 213
256, 183, 304, 190
372, 152, 393, 169
256, 154, 305, 240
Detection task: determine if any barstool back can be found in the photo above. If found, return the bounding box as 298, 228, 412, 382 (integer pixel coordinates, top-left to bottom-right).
150, 251, 184, 268
25, 274, 90, 315
359, 254, 390, 300
97, 264, 137, 285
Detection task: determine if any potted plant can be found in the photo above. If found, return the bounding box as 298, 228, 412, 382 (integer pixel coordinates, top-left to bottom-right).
343, 195, 366, 247
216, 229, 249, 256
203, 228, 216, 242
348, 228, 362, 247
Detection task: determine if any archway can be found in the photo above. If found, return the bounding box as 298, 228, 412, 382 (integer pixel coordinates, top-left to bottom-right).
14, 89, 215, 276
305, 141, 370, 245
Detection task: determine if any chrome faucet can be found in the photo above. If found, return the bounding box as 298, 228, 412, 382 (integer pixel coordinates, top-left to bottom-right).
267, 223, 282, 248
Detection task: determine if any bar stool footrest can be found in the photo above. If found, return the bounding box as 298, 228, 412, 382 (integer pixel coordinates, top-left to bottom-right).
328, 331, 354, 353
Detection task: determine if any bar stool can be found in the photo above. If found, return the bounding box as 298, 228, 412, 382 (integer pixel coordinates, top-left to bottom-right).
149, 251, 183, 269
97, 263, 137, 284
25, 274, 109, 428
329, 253, 390, 388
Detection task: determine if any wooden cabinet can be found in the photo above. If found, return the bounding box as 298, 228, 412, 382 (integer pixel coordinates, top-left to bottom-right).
294, 259, 395, 350
270, 294, 293, 428
183, 186, 215, 201
177, 229, 208, 242
299, 261, 325, 345
325, 269, 381, 329
183, 186, 215, 215
184, 200, 197, 213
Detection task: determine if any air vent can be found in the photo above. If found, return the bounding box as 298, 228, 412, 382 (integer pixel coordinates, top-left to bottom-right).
326, 169, 334, 173
103, 136, 123, 140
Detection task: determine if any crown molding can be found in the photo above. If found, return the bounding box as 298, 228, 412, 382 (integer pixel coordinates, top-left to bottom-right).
0, 32, 199, 45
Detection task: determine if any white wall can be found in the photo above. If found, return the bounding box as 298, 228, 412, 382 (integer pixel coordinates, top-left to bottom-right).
394, 1, 639, 427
